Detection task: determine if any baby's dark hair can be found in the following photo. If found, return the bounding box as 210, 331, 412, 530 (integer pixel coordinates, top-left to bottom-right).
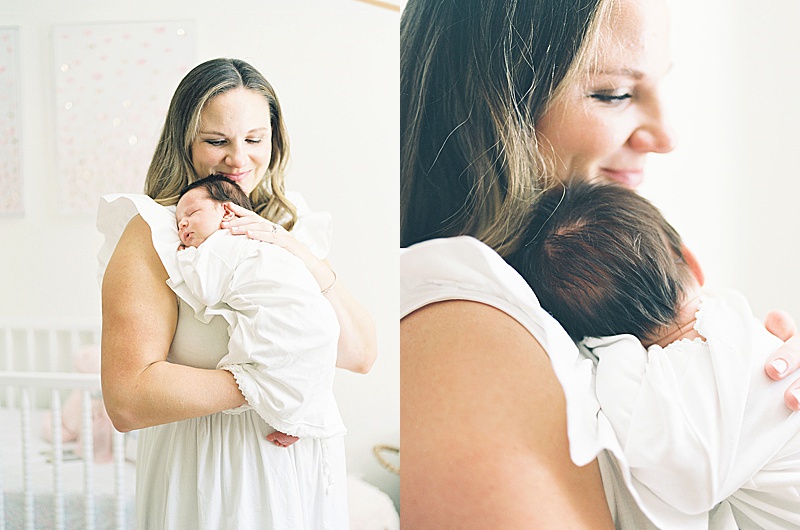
178, 174, 253, 210
505, 180, 693, 342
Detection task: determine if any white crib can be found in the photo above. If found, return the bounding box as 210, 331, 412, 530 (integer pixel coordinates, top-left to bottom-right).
0, 317, 135, 530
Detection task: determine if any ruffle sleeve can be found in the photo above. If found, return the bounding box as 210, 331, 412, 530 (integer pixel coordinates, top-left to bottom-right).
96, 193, 205, 315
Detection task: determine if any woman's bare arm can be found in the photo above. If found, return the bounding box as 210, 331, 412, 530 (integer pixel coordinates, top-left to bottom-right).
101, 215, 246, 432
401, 300, 613, 529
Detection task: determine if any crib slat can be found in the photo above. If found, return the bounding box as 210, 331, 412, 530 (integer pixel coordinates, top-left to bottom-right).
52, 389, 65, 530
48, 329, 59, 374
70, 330, 81, 372
4, 330, 14, 407
21, 387, 34, 530
0, 407, 5, 530
82, 390, 95, 530
25, 329, 34, 371
25, 330, 37, 406
113, 430, 126, 530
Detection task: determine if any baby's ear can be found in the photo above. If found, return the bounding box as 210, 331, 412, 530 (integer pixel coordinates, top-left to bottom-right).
222, 202, 237, 221
681, 245, 705, 286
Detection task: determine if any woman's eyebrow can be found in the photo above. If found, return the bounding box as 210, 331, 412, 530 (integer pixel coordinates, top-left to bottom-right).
591, 67, 645, 79
197, 127, 269, 135
591, 63, 674, 79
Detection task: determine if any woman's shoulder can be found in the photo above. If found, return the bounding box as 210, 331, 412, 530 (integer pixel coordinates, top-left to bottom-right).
401, 236, 562, 347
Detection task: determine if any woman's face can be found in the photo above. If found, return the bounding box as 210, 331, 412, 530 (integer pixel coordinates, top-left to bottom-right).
536, 0, 674, 189
191, 87, 272, 195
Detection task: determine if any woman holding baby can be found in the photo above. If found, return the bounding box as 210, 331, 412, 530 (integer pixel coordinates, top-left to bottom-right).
99, 58, 376, 528
400, 0, 800, 527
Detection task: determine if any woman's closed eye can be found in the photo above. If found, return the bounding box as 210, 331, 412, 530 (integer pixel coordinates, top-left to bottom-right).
589, 91, 633, 105
204, 138, 262, 146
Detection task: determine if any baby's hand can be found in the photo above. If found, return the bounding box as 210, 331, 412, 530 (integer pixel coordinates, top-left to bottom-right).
178, 243, 187, 251
266, 431, 299, 448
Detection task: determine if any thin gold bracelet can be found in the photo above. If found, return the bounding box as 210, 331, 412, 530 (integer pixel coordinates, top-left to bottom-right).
321, 269, 337, 296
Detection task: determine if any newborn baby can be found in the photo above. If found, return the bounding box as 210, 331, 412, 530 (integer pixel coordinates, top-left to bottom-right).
174, 174, 346, 448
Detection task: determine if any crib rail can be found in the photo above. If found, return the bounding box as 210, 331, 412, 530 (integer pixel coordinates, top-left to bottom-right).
0, 317, 101, 408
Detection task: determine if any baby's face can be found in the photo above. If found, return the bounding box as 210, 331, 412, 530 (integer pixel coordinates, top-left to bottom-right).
176, 188, 225, 248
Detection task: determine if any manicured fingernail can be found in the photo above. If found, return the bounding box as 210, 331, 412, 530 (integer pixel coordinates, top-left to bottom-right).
772, 358, 789, 375
792, 389, 800, 408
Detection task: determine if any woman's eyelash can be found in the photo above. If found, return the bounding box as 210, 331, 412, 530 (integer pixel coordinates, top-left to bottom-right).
589, 92, 633, 103
205, 138, 263, 145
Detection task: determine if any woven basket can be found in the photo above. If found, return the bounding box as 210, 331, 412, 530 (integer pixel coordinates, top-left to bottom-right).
372, 444, 400, 475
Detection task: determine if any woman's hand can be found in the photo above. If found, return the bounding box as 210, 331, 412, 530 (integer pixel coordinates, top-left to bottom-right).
223, 202, 378, 373
222, 202, 312, 261
763, 309, 800, 410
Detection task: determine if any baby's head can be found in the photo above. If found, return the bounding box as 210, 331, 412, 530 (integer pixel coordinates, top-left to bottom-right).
506, 180, 701, 344
176, 174, 253, 248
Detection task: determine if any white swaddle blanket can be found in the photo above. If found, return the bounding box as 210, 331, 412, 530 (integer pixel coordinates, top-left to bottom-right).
173, 229, 345, 438
584, 288, 800, 529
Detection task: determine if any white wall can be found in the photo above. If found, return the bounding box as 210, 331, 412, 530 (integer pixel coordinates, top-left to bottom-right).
0, 0, 399, 505
644, 0, 800, 324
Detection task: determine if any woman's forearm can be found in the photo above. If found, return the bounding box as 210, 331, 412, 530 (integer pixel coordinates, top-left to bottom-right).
103, 358, 246, 432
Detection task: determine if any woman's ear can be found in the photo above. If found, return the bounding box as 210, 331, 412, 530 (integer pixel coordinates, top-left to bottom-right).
681, 245, 705, 286
222, 202, 237, 221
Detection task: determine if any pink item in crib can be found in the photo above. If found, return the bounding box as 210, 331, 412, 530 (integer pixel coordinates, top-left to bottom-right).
41, 344, 114, 463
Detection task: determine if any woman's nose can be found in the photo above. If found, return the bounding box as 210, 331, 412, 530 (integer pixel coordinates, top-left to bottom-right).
225, 142, 247, 167
628, 99, 676, 155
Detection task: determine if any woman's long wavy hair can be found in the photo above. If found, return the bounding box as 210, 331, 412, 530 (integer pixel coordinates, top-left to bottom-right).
400, 0, 612, 255
145, 58, 297, 230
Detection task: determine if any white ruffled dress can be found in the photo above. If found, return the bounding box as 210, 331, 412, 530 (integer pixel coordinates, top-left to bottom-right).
97, 193, 349, 530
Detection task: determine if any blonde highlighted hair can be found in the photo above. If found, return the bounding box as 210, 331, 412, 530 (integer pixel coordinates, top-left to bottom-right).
145, 58, 297, 230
